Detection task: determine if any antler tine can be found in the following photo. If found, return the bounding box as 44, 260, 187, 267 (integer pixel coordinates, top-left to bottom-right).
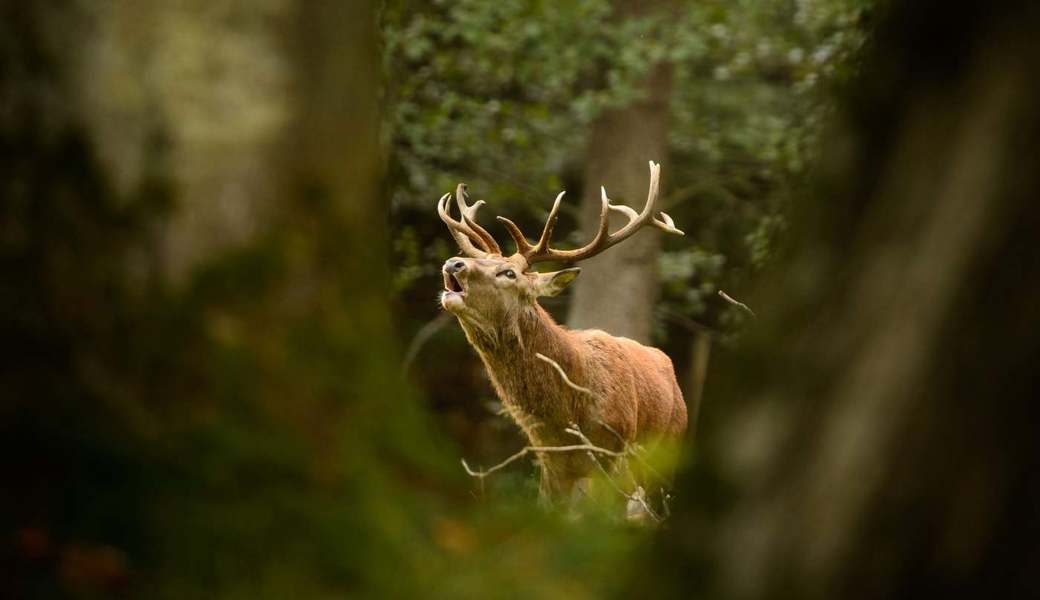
437, 191, 490, 258
455, 183, 502, 255
534, 191, 566, 252
496, 216, 534, 255
605, 159, 661, 240
652, 211, 685, 236
606, 166, 683, 234
495, 191, 565, 257
522, 161, 682, 265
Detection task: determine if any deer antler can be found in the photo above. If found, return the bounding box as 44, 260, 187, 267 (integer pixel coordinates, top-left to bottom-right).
437, 183, 502, 257
497, 161, 683, 265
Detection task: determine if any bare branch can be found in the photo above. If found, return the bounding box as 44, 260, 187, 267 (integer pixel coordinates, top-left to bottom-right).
625, 443, 670, 488
403, 312, 453, 373
588, 416, 671, 490
719, 289, 757, 318
564, 423, 662, 523
657, 306, 721, 336
535, 352, 595, 398
598, 421, 627, 446
460, 442, 625, 479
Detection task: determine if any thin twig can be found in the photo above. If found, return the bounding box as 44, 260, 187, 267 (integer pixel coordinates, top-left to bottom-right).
461, 443, 625, 479
564, 424, 661, 523
657, 306, 721, 337
598, 421, 627, 446
535, 352, 595, 397
595, 420, 670, 489
626, 444, 670, 488
403, 312, 453, 372
535, 355, 667, 484
718, 290, 757, 319
460, 425, 657, 520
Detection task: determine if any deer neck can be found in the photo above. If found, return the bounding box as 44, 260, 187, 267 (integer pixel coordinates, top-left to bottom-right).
460, 303, 583, 428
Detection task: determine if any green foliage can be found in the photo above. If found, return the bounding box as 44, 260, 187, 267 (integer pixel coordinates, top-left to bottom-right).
385, 0, 866, 327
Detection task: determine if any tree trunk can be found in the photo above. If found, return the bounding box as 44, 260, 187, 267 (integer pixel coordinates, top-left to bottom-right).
684, 331, 712, 437
567, 61, 673, 343
2, 1, 397, 595
75, 1, 291, 283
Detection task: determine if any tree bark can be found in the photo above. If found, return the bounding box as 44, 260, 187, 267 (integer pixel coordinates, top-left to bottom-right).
567, 61, 673, 343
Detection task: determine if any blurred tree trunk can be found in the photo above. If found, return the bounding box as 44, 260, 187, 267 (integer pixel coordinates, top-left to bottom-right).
75, 1, 291, 283
633, 2, 1040, 598
566, 5, 673, 344
1, 1, 419, 596
685, 330, 712, 435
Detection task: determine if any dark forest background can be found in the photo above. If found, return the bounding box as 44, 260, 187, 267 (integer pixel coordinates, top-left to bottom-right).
2, 0, 1038, 598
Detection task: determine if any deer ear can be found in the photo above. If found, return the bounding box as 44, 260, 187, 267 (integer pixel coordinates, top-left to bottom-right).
535, 267, 580, 297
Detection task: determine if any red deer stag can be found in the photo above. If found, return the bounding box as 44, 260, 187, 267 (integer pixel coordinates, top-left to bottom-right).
439, 161, 687, 507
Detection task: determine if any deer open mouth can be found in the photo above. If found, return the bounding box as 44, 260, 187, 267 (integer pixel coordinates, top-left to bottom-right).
443, 272, 465, 295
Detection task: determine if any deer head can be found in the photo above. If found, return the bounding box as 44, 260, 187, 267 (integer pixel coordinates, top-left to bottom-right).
439, 161, 683, 330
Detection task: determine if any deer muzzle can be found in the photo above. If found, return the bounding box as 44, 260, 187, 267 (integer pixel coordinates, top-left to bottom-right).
441, 260, 468, 313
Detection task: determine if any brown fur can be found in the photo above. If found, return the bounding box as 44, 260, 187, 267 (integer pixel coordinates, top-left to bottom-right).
442, 255, 686, 501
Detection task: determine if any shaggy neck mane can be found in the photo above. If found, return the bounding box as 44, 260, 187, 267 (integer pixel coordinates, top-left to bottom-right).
459, 302, 585, 427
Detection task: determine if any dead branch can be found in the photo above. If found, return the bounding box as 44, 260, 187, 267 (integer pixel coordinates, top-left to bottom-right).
536, 352, 667, 509
403, 312, 453, 373
535, 352, 595, 398
459, 422, 661, 522
719, 289, 757, 319
594, 417, 670, 490
564, 423, 662, 523
534, 355, 664, 482
461, 442, 624, 480
658, 306, 721, 337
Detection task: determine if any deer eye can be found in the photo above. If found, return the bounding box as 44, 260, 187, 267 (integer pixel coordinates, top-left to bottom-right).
498, 269, 516, 279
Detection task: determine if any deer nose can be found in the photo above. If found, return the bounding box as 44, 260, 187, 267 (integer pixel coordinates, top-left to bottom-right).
444, 259, 466, 274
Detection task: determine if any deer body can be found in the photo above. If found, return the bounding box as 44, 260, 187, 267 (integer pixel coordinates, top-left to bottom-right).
461, 303, 686, 498
438, 162, 687, 502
